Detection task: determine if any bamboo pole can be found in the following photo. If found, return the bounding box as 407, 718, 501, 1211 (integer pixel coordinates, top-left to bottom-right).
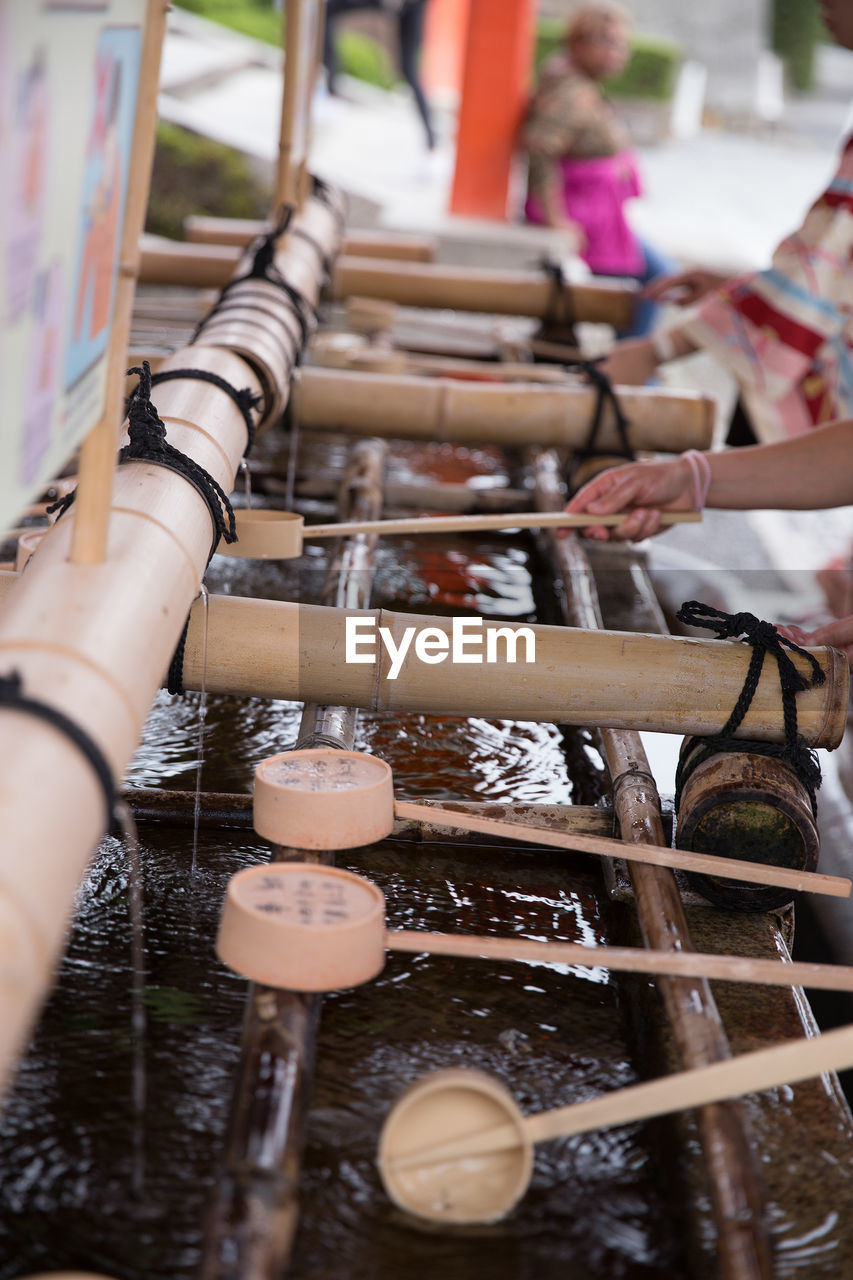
137, 242, 636, 326
184, 215, 437, 262
176, 598, 848, 749
294, 366, 716, 452
0, 348, 263, 1094
530, 447, 773, 1278
200, 437, 387, 1277
138, 233, 241, 288
70, 0, 168, 565
0, 183, 342, 1092
277, 0, 306, 209
330, 256, 637, 326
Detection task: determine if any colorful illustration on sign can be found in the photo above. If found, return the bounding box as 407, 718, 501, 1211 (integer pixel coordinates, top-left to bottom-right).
64, 25, 140, 390
21, 259, 65, 485
5, 47, 50, 323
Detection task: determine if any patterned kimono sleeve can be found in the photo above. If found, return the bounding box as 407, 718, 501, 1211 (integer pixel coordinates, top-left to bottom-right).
676, 137, 853, 438
522, 70, 584, 202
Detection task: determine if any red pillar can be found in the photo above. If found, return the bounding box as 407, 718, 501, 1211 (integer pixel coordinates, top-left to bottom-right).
422, 0, 471, 99
449, 0, 536, 220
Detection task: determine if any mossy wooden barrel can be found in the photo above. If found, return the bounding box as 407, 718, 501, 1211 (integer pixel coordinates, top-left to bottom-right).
675, 738, 820, 911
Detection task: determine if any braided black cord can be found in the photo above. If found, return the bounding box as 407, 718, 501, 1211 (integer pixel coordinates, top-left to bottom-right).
203, 204, 316, 358
166, 613, 191, 696
674, 601, 825, 814
0, 670, 115, 828
311, 174, 347, 238
123, 362, 237, 550
572, 357, 634, 463
149, 368, 262, 456
539, 256, 576, 330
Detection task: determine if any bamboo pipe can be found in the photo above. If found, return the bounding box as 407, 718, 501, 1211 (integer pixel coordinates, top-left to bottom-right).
184, 215, 437, 262
386, 929, 853, 992
70, 0, 168, 565
138, 233, 242, 288
329, 256, 637, 327
387, 1021, 853, 1169
0, 347, 264, 1095
137, 239, 636, 325
391, 801, 850, 898
293, 366, 716, 452
531, 446, 773, 1278
178, 598, 848, 749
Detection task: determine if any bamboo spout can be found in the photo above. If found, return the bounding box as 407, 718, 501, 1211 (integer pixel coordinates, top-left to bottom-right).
293, 366, 715, 453
178, 597, 848, 749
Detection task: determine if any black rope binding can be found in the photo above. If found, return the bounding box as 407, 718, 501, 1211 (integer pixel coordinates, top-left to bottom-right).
0, 670, 115, 829
49, 362, 240, 555
674, 601, 825, 815
167, 613, 192, 696
123, 362, 237, 549
201, 204, 317, 360
149, 368, 262, 457
311, 173, 347, 238
540, 256, 576, 332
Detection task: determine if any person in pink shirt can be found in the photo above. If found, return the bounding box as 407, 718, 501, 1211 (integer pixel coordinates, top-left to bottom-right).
522, 1, 671, 336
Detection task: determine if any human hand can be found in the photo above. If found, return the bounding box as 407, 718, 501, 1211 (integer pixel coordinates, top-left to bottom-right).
641, 268, 729, 306
785, 616, 853, 671
564, 455, 695, 542
601, 338, 658, 386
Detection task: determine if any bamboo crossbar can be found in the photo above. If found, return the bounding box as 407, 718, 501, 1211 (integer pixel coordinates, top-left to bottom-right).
294, 366, 715, 453
179, 597, 849, 748
391, 802, 851, 898
183, 214, 436, 261
387, 929, 853, 992
329, 256, 637, 326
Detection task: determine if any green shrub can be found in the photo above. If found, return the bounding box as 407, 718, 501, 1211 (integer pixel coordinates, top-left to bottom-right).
336, 30, 399, 90
772, 0, 826, 92
534, 19, 680, 101
146, 121, 271, 240
175, 0, 282, 47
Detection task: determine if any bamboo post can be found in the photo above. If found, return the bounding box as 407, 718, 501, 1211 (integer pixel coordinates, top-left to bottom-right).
200, 438, 387, 1277
70, 0, 168, 565
184, 214, 437, 261
176, 598, 848, 749
330, 256, 637, 327
530, 447, 773, 1278
294, 366, 716, 452
277, 0, 305, 209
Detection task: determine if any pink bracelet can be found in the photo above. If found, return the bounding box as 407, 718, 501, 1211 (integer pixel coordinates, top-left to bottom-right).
682, 449, 712, 510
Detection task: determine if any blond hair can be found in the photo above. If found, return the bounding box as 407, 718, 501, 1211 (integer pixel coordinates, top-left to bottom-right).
566, 2, 631, 47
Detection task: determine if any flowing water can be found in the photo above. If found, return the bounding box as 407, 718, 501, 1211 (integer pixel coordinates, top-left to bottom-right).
0, 433, 848, 1277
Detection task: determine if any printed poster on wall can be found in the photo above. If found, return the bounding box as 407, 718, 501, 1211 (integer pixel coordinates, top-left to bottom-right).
0, 0, 146, 533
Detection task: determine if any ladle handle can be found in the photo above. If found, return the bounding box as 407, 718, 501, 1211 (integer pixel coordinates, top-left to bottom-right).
306, 510, 701, 539
391, 801, 851, 898
392, 1022, 853, 1168
385, 928, 853, 992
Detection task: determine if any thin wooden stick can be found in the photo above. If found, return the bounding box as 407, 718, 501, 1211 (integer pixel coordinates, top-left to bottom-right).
306, 510, 701, 539
389, 1022, 853, 1168
392, 801, 851, 898
386, 928, 853, 992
